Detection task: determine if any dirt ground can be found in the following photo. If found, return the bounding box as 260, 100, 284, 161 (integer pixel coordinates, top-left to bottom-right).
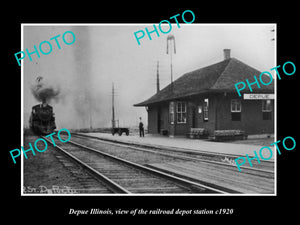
23, 134, 85, 194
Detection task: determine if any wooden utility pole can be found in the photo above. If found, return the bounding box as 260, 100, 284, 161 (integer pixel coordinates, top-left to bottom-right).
112, 82, 115, 129
89, 98, 93, 130
156, 61, 160, 93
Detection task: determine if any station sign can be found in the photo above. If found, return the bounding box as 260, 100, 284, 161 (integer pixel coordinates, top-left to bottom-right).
243, 93, 274, 100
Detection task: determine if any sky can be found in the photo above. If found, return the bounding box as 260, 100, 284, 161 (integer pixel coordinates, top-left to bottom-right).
23, 24, 276, 130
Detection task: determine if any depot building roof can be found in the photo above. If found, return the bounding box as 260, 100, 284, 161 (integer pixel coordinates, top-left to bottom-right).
134, 57, 274, 107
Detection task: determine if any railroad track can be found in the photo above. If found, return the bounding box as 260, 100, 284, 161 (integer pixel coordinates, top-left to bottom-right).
71, 133, 274, 178
51, 153, 115, 194
43, 135, 231, 194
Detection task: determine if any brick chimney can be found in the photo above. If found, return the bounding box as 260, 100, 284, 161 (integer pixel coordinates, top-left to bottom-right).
223, 49, 231, 60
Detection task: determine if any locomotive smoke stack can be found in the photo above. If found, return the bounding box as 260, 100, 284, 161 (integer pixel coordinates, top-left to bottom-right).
42, 101, 48, 107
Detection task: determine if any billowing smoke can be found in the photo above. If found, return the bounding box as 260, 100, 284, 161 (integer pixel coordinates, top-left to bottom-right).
31, 76, 60, 104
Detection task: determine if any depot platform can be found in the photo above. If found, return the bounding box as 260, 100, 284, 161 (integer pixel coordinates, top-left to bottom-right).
77, 132, 275, 161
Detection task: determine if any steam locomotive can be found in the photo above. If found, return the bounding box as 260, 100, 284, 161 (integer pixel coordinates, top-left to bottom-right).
29, 103, 56, 134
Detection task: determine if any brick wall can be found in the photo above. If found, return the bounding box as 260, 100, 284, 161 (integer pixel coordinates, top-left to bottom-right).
147, 93, 274, 135
216, 93, 274, 134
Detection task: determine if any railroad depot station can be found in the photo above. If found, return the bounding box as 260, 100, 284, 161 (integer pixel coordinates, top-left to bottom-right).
134, 49, 274, 138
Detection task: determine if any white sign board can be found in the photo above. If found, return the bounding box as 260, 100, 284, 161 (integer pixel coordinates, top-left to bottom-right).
243, 93, 274, 100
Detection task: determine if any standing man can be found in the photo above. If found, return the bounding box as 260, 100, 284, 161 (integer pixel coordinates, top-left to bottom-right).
139, 117, 144, 137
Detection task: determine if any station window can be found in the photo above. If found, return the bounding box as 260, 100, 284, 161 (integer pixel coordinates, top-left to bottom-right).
262, 100, 272, 120
203, 98, 209, 121
231, 99, 241, 121
177, 102, 187, 124
169, 102, 174, 124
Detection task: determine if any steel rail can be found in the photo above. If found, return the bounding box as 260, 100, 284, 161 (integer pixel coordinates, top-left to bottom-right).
72, 133, 274, 177
65, 139, 233, 194
43, 136, 131, 194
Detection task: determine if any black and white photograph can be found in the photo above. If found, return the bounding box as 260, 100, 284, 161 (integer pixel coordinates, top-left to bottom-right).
4, 5, 298, 221
22, 24, 276, 195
